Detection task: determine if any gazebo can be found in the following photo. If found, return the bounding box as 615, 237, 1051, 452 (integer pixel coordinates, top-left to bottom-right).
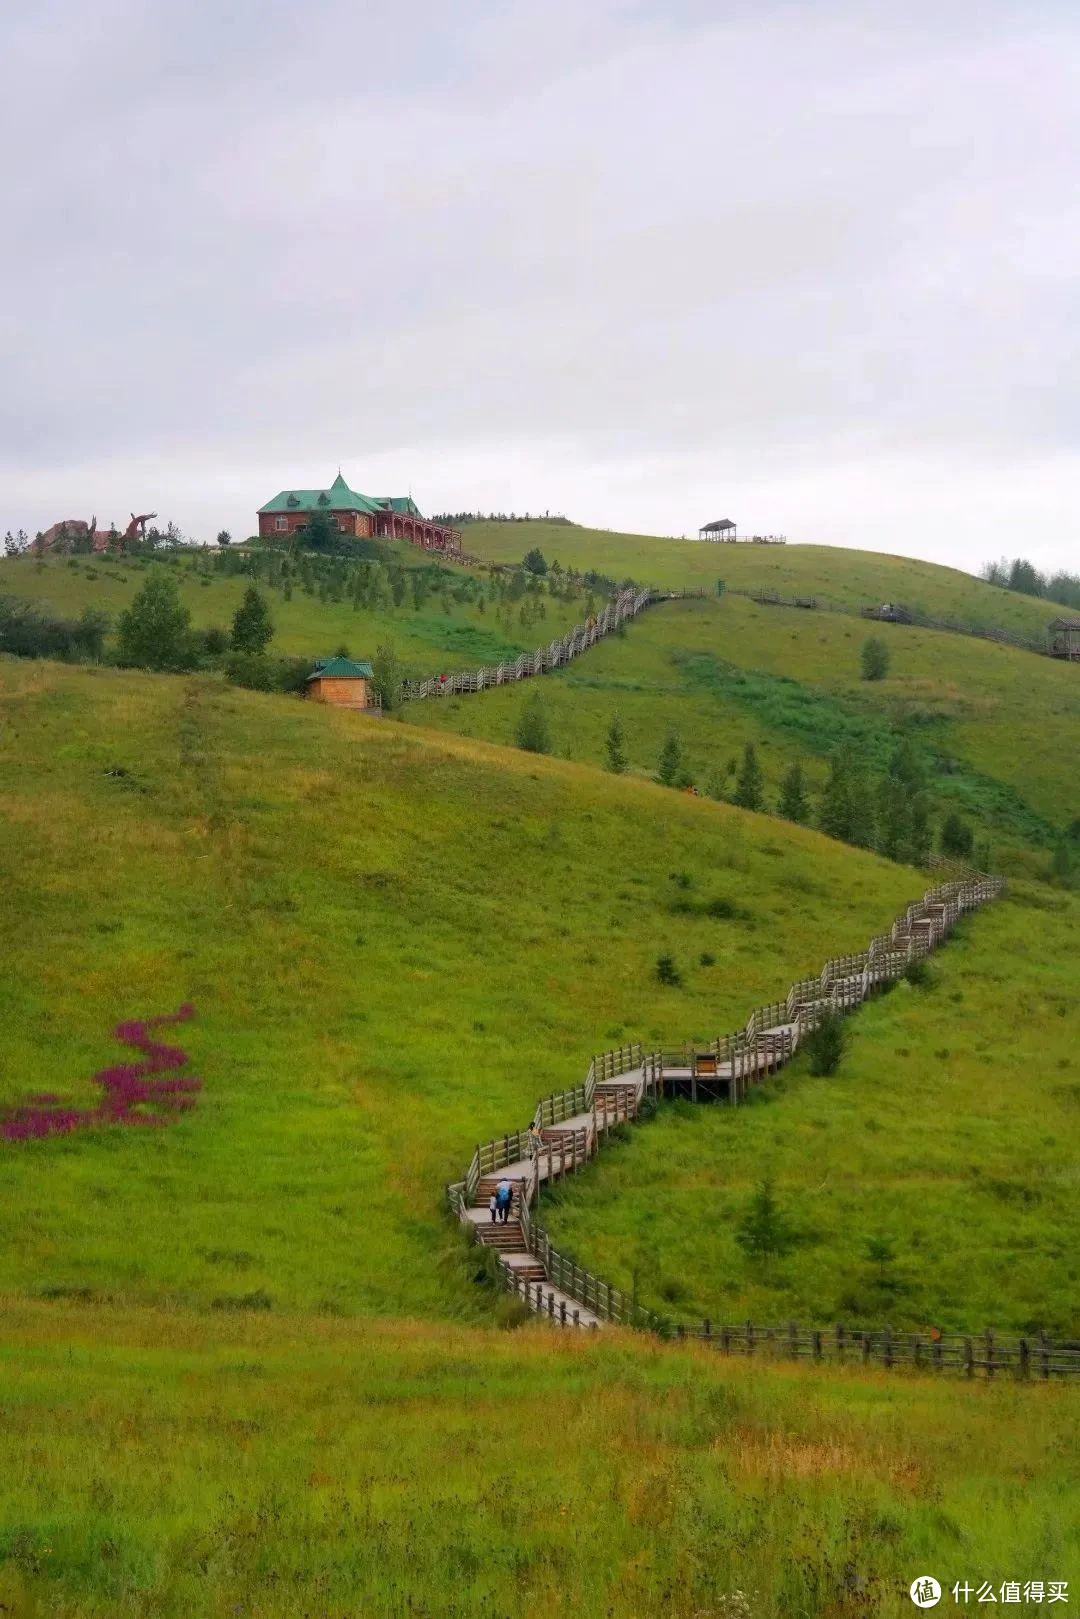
1049, 618, 1080, 661
699, 518, 736, 542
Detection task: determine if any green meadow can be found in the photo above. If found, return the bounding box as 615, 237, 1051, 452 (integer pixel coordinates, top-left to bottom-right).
541, 884, 1080, 1334
406, 593, 1080, 871
464, 520, 1061, 635
2, 530, 1079, 1613
0, 546, 584, 674
1, 1301, 1076, 1619
0, 657, 920, 1317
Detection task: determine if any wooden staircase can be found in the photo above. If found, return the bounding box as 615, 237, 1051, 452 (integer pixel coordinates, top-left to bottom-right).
447, 867, 1006, 1332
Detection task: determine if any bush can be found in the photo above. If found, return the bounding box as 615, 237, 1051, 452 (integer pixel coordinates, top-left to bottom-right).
805, 1011, 846, 1076
202, 625, 229, 658
0, 598, 109, 662
860, 637, 890, 681
940, 812, 974, 859
522, 547, 548, 576
655, 954, 682, 986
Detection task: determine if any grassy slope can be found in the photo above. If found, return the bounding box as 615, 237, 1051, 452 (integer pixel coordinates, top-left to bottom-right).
1, 1301, 1076, 1619
0, 548, 581, 674
465, 521, 1060, 634
0, 657, 923, 1317
543, 884, 1080, 1334
405, 594, 1080, 866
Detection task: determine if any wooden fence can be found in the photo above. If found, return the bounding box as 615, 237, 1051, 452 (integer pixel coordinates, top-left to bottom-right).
443, 867, 1080, 1377
722, 585, 1057, 659
401, 588, 706, 702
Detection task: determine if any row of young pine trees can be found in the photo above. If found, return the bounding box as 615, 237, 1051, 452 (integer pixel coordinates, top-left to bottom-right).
538, 703, 977, 867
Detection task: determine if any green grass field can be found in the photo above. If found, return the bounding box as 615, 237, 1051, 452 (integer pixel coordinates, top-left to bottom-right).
405, 593, 1080, 872
1, 1301, 1076, 1619
0, 547, 583, 675
463, 521, 1061, 635
2, 530, 1078, 1612
0, 656, 923, 1318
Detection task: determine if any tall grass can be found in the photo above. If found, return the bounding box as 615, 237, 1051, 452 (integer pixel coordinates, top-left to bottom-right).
0, 1299, 1076, 1619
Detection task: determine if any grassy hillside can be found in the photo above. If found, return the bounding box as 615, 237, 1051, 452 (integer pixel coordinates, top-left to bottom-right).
0, 547, 581, 674
542, 883, 1080, 1334
464, 521, 1060, 635
407, 593, 1080, 869
0, 657, 923, 1316
2, 1300, 1077, 1619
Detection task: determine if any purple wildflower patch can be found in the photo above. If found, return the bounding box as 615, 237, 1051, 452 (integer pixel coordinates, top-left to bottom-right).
1, 1005, 201, 1142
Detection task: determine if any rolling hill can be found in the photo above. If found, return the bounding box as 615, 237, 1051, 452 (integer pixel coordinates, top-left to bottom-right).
1, 529, 1078, 1615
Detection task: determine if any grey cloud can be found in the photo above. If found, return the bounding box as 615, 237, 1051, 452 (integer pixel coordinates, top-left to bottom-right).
1, 0, 1078, 564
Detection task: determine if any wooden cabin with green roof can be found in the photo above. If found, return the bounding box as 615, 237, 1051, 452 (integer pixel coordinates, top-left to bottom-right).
258, 472, 461, 556
306, 656, 379, 711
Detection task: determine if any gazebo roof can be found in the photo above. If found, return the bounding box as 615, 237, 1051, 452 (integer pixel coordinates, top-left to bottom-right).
701, 518, 736, 531
307, 657, 374, 681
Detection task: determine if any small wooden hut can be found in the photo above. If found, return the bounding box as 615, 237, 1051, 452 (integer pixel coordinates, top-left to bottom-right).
305, 656, 379, 709
1049, 618, 1080, 661
699, 518, 737, 542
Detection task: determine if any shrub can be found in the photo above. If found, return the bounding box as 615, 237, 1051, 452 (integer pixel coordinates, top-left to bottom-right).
202, 625, 229, 658
522, 547, 548, 576
805, 1011, 846, 1076
654, 954, 682, 986
940, 812, 974, 859
860, 637, 890, 681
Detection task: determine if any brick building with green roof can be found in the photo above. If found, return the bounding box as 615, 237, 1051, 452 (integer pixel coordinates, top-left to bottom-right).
257, 472, 461, 555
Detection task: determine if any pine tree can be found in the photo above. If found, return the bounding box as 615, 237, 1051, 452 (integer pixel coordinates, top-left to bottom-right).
230, 586, 273, 654
733, 741, 764, 811
846, 762, 876, 849
860, 636, 890, 680
734, 1180, 795, 1266
819, 749, 853, 841
116, 570, 193, 671
777, 760, 809, 822
655, 729, 682, 787
604, 712, 629, 774
514, 691, 551, 754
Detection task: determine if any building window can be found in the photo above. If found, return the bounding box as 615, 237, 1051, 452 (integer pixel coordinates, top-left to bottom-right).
274, 516, 287, 531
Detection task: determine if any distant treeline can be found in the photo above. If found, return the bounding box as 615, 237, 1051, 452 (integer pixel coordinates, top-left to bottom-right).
429, 512, 576, 527
981, 557, 1080, 612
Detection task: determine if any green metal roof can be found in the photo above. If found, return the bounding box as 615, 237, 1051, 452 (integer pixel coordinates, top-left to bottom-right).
373, 495, 422, 517
307, 657, 374, 681
258, 472, 424, 518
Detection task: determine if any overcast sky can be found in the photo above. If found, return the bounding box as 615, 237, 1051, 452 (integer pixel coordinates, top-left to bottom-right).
2, 0, 1078, 571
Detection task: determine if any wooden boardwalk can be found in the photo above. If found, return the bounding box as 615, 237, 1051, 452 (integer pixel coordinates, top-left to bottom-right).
444, 865, 1080, 1376
401, 586, 704, 702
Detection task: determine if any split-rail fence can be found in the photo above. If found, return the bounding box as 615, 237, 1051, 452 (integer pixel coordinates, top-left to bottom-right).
447, 868, 1078, 1378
